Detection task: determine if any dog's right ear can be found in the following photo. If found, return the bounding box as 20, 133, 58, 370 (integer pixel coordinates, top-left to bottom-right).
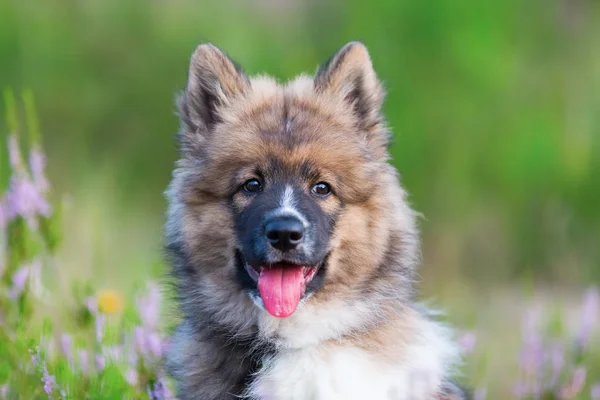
178, 44, 249, 135
314, 42, 384, 131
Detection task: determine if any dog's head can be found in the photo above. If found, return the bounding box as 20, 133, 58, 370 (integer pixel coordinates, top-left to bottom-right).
167, 42, 417, 324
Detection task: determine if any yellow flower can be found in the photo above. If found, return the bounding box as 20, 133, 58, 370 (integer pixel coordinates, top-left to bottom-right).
97, 289, 124, 314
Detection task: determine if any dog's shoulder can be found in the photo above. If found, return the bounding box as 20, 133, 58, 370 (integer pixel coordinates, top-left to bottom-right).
166, 320, 260, 400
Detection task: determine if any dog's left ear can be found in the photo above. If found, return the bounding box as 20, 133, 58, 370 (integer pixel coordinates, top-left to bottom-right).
314, 42, 385, 133
179, 43, 249, 135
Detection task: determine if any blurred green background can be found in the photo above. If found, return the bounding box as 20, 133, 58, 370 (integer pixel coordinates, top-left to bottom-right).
1, 0, 599, 292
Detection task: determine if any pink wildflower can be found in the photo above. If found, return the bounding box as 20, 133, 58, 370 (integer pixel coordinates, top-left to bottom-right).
41, 367, 56, 396
60, 334, 73, 363
591, 383, 600, 399
95, 354, 105, 372
85, 296, 98, 314
79, 349, 89, 375
96, 314, 105, 343
549, 344, 565, 387
559, 367, 587, 399
577, 287, 599, 350
0, 385, 8, 399
29, 147, 49, 192
457, 331, 477, 354
125, 368, 138, 386
148, 373, 175, 400
3, 137, 52, 228
8, 265, 29, 300
7, 135, 24, 172
137, 283, 162, 329
4, 176, 51, 228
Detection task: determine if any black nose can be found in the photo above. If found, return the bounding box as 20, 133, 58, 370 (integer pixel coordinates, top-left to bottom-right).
265, 217, 305, 252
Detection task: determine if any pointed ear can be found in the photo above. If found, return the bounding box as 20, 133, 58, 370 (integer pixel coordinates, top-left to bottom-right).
178, 43, 249, 134
314, 42, 385, 131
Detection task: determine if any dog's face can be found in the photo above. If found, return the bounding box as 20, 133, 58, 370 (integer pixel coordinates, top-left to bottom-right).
232, 164, 336, 318
168, 42, 416, 323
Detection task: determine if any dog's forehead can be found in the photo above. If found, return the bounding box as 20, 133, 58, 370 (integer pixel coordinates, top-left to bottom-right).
217, 76, 354, 137
231, 101, 342, 141
210, 88, 363, 162
209, 118, 367, 178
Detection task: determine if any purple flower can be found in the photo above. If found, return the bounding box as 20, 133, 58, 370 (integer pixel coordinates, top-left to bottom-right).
135, 326, 148, 354
41, 366, 56, 396
79, 349, 89, 375
519, 307, 544, 378
125, 368, 138, 386
135, 326, 164, 360
10, 265, 29, 295
148, 374, 175, 400
30, 348, 41, 367
4, 176, 51, 228
85, 296, 98, 314
8, 260, 43, 300
559, 367, 587, 399
133, 283, 165, 362
7, 135, 24, 172
571, 367, 587, 393
147, 331, 163, 358
95, 354, 105, 372
457, 331, 477, 354
60, 333, 73, 363
577, 287, 599, 350
0, 384, 9, 399
137, 283, 162, 329
96, 314, 105, 343
2, 138, 52, 228
29, 147, 49, 192
591, 383, 600, 399
549, 344, 565, 387
30, 347, 60, 398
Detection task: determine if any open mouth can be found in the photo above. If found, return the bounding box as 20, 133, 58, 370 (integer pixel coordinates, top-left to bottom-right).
243, 260, 322, 318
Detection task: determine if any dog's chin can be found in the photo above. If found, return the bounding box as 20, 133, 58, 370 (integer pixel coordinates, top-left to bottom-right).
235, 250, 328, 317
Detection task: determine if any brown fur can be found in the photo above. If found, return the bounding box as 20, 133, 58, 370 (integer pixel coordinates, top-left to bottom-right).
165, 42, 467, 399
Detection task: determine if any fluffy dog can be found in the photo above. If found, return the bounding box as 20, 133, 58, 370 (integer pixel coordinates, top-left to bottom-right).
165, 41, 468, 400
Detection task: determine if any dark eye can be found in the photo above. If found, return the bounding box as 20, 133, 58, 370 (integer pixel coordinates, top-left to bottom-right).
243, 179, 263, 193
311, 182, 332, 197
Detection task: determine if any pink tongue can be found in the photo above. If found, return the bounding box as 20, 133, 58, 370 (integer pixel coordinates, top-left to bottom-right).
258, 266, 305, 318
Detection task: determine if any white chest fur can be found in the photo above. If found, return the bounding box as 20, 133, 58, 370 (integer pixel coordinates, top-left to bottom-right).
246, 297, 458, 400
247, 327, 456, 400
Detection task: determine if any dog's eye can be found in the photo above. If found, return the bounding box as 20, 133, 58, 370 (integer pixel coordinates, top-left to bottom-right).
311, 182, 331, 197
242, 179, 263, 193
